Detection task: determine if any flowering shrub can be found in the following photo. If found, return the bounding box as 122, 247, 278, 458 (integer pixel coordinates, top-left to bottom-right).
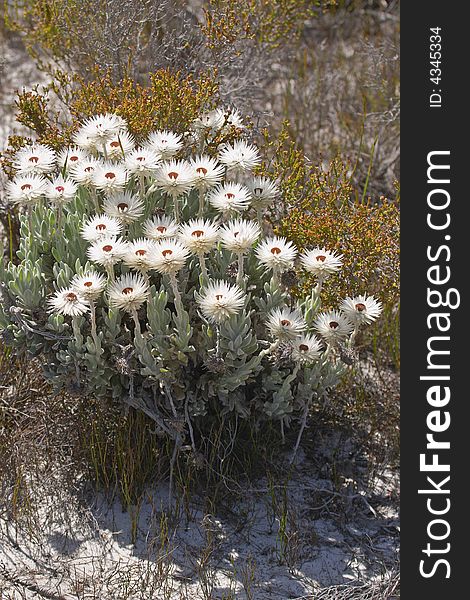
0, 110, 382, 449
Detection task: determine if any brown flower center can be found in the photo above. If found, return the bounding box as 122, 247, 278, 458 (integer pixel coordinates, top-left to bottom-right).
136, 156, 145, 162
105, 172, 116, 180
316, 255, 326, 262
84, 166, 94, 173
233, 231, 240, 237
281, 319, 291, 327
299, 344, 309, 352
355, 303, 366, 312
69, 156, 79, 162
110, 141, 120, 148
162, 249, 173, 257
191, 230, 204, 238
156, 226, 167, 233
135, 249, 146, 256
270, 247, 281, 255
96, 224, 107, 231
55, 186, 65, 193
253, 187, 263, 195
196, 167, 207, 175
122, 287, 133, 295
29, 156, 39, 163
117, 203, 129, 212
21, 184, 32, 191
168, 171, 179, 180
65, 292, 77, 301
225, 193, 235, 200
215, 294, 224, 301
329, 321, 339, 329
102, 245, 113, 252
83, 281, 93, 287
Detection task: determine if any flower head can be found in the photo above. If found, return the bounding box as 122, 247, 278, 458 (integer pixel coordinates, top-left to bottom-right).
255, 237, 297, 273
313, 311, 354, 345
220, 219, 261, 254
68, 158, 101, 186
300, 248, 343, 278
267, 307, 307, 341
87, 236, 128, 267
151, 238, 190, 275
123, 238, 158, 272
153, 160, 194, 197
196, 280, 245, 323
103, 192, 144, 224
108, 273, 149, 313
57, 146, 90, 171
142, 215, 179, 240
81, 214, 123, 242
192, 110, 225, 133
102, 130, 136, 160
145, 130, 183, 160
71, 272, 107, 300
216, 107, 245, 132
189, 155, 225, 190
178, 219, 219, 254
74, 113, 125, 149
247, 176, 279, 210
340, 295, 383, 326
6, 174, 47, 206
13, 144, 56, 175
208, 182, 251, 214
291, 334, 323, 364
125, 147, 161, 176
46, 175, 78, 205
48, 288, 89, 316
218, 140, 261, 172
92, 162, 128, 193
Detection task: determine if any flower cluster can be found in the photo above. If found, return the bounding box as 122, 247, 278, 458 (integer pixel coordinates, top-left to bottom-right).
1, 110, 382, 432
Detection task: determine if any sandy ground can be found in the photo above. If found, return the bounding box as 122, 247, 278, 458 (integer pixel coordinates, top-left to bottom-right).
0, 452, 399, 599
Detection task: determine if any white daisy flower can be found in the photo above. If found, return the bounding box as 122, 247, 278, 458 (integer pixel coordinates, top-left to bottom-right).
68, 158, 101, 186
125, 147, 161, 176
48, 288, 89, 317
255, 237, 297, 273
192, 110, 225, 133
102, 130, 136, 160
71, 272, 107, 300
108, 273, 149, 313
123, 238, 158, 272
87, 236, 129, 268
218, 140, 261, 172
313, 311, 354, 345
74, 113, 125, 150
13, 144, 56, 175
216, 107, 245, 132
81, 214, 123, 242
151, 238, 190, 275
340, 295, 383, 326
196, 280, 245, 324
300, 248, 343, 277
266, 307, 307, 341
45, 175, 78, 205
178, 219, 219, 254
153, 160, 194, 197
6, 174, 47, 206
291, 334, 323, 364
142, 215, 179, 240
57, 146, 90, 171
220, 219, 261, 254
102, 192, 144, 224
92, 162, 128, 193
189, 155, 225, 190
208, 182, 251, 214
247, 176, 280, 209
145, 130, 183, 160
